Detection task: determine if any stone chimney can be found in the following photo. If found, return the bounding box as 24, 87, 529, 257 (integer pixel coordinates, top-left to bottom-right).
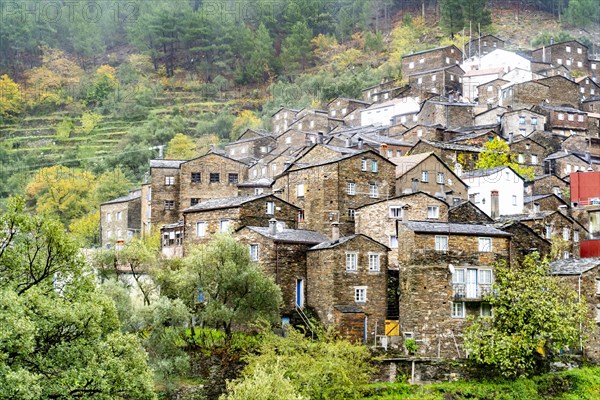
331, 222, 340, 241
345, 137, 352, 147
558, 205, 568, 215
508, 132, 513, 144
358, 138, 364, 150
269, 218, 277, 235
411, 178, 419, 193
318, 132, 324, 144
401, 205, 410, 222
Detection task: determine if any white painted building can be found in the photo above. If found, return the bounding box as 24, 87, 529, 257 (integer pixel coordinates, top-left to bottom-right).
360, 97, 421, 127
479, 49, 531, 73
461, 166, 524, 218
461, 67, 504, 102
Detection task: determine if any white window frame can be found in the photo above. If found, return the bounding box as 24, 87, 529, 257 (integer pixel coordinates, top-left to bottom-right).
531, 155, 538, 164
296, 183, 305, 198
196, 222, 207, 238
437, 172, 444, 184
389, 206, 403, 219
478, 237, 492, 252
347, 182, 356, 195
368, 253, 381, 272
512, 195, 517, 206
346, 252, 358, 271
249, 244, 259, 261
361, 159, 367, 171
165, 176, 175, 185
452, 302, 465, 318
574, 230, 580, 243
219, 219, 231, 233
480, 303, 493, 317
355, 287, 367, 303
266, 201, 275, 215
428, 206, 440, 219
421, 170, 429, 182
389, 235, 398, 249
369, 184, 379, 198
435, 235, 448, 251
372, 160, 378, 173
563, 227, 570, 241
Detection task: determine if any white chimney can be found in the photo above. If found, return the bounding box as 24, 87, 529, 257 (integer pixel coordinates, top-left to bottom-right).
269, 218, 277, 235
331, 222, 340, 241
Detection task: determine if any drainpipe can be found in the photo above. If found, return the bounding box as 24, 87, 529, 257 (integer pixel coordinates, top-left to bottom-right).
275, 242, 280, 285
578, 271, 583, 352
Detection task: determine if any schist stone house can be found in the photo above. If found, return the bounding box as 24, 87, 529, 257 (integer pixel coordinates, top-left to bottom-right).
101, 35, 600, 355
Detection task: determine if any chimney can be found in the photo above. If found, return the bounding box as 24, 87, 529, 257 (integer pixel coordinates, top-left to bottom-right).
454, 163, 463, 177
411, 178, 419, 193
401, 205, 410, 222
318, 132, 324, 144
345, 137, 352, 147
558, 205, 568, 215
331, 222, 340, 241
269, 218, 277, 235
358, 138, 363, 150
508, 132, 513, 144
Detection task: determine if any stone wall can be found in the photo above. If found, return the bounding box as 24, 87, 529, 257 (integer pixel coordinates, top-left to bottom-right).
306, 235, 388, 342
100, 201, 132, 246
150, 166, 181, 227
525, 175, 568, 197
448, 201, 493, 224
396, 155, 468, 201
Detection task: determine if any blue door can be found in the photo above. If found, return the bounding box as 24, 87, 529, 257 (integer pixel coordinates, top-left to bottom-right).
296, 279, 304, 308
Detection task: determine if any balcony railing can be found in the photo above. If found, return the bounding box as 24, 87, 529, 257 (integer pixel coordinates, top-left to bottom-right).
452, 283, 493, 301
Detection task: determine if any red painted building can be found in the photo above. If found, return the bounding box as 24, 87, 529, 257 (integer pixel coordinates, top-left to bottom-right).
580, 239, 600, 258
570, 171, 600, 206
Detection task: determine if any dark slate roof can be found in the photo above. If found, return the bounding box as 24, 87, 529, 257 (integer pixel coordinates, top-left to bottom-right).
550, 257, 600, 275
245, 226, 328, 244
400, 221, 511, 237
182, 194, 270, 213
355, 191, 448, 210
461, 166, 509, 179
416, 139, 483, 152
403, 45, 461, 58
524, 193, 567, 204
309, 235, 358, 250
327, 97, 371, 106
359, 133, 414, 146
149, 159, 185, 169
448, 130, 498, 143
334, 305, 364, 313
162, 221, 184, 230
236, 178, 274, 187
101, 190, 141, 206
496, 211, 555, 222
408, 64, 465, 76
545, 151, 587, 161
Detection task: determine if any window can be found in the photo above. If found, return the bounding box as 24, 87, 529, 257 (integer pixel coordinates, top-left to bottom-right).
512, 195, 517, 206
450, 74, 454, 81
596, 279, 600, 295
574, 230, 580, 242
255, 188, 264, 195
297, 183, 305, 198
577, 47, 583, 54
209, 173, 220, 183
389, 235, 398, 248
578, 114, 585, 122
298, 210, 305, 222
479, 237, 492, 252
531, 117, 538, 125
191, 172, 201, 183
249, 244, 259, 261
266, 201, 275, 215
355, 287, 367, 303
505, 171, 511, 181
481, 303, 493, 317
437, 172, 445, 184
532, 154, 538, 164
106, 213, 112, 222
435, 235, 448, 251
563, 227, 570, 240
421, 170, 429, 182
566, 59, 572, 66
368, 254, 380, 272
371, 160, 378, 172
228, 173, 239, 184
348, 209, 355, 221
361, 159, 367, 171
219, 220, 231, 233
558, 112, 565, 121
568, 114, 575, 121
545, 225, 553, 239
417, 77, 423, 84
285, 137, 291, 144
557, 58, 563, 65
518, 154, 525, 163
346, 253, 357, 271
347, 182, 356, 195
519, 116, 526, 125
116, 211, 122, 221
369, 184, 379, 198
593, 64, 597, 70
196, 222, 207, 237
445, 57, 450, 64
387, 149, 393, 158
165, 176, 175, 185
432, 74, 437, 82
419, 58, 425, 64
487, 85, 493, 93
566, 45, 571, 53
389, 206, 403, 218
409, 62, 414, 69
534, 203, 540, 213
191, 198, 200, 206
452, 302, 465, 318
428, 206, 440, 219
578, 61, 583, 68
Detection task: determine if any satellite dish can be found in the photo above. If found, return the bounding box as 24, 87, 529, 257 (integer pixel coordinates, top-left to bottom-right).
448, 264, 455, 274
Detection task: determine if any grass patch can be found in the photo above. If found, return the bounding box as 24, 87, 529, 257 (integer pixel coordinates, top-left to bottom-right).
363, 367, 600, 400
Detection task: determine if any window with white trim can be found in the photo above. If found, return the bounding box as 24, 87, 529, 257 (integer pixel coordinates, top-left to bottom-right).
348, 209, 355, 221
596, 279, 600, 295
389, 206, 403, 218
428, 206, 440, 219
452, 302, 465, 318
164, 200, 175, 210
421, 170, 429, 182
479, 237, 492, 252
196, 222, 207, 237
361, 159, 367, 171
165, 176, 175, 185
532, 155, 538, 164
437, 172, 444, 184
297, 183, 305, 198
481, 303, 493, 317
558, 113, 565, 120
435, 235, 448, 251
389, 235, 398, 248
346, 253, 357, 271
574, 230, 580, 242
266, 201, 275, 215
545, 225, 552, 239
106, 213, 112, 222
563, 227, 570, 240
372, 160, 378, 172
369, 184, 379, 198
355, 287, 367, 303
249, 244, 259, 261
219, 219, 231, 233
347, 182, 356, 195
368, 254, 380, 272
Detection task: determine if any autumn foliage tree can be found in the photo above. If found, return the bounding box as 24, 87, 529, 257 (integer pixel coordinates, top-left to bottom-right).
0, 74, 23, 121
475, 137, 535, 180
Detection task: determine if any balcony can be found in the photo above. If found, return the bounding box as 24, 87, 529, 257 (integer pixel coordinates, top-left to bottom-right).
452, 283, 493, 301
